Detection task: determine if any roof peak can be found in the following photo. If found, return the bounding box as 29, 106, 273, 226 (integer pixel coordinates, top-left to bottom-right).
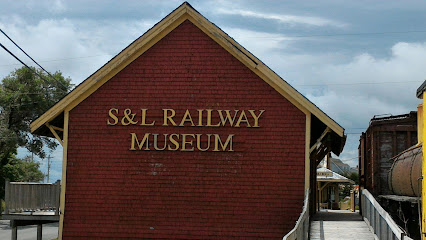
30, 2, 345, 150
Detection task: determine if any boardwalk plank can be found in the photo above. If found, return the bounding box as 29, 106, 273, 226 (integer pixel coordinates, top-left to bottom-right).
310, 210, 377, 240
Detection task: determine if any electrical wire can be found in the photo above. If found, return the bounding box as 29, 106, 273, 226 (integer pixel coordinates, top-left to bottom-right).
0, 42, 52, 87
244, 30, 426, 39
0, 54, 110, 67
294, 80, 423, 87
1, 90, 67, 95
338, 156, 359, 163
0, 28, 67, 89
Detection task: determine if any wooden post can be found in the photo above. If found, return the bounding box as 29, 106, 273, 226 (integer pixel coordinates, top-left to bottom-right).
318, 182, 321, 210
37, 224, 42, 240
11, 220, 17, 240
317, 182, 320, 211
4, 180, 10, 214
350, 190, 355, 212
416, 81, 426, 239
55, 180, 61, 215
422, 96, 426, 240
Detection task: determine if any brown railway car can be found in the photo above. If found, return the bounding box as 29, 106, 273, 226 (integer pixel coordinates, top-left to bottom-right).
359, 112, 417, 196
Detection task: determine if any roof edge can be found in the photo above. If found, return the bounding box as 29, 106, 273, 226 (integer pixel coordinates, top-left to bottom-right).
31, 3, 190, 133
31, 2, 345, 138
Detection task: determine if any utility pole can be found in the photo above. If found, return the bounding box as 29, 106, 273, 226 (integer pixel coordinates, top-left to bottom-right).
46, 155, 52, 183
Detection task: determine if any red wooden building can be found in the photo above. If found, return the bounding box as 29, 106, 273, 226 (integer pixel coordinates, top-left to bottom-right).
31, 3, 345, 239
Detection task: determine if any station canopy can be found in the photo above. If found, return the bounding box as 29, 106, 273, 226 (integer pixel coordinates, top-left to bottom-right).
317, 167, 355, 184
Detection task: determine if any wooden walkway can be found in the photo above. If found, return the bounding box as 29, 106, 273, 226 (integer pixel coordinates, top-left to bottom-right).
310, 210, 377, 240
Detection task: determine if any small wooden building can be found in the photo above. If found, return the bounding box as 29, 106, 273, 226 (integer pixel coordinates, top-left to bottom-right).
317, 167, 354, 210
31, 3, 345, 239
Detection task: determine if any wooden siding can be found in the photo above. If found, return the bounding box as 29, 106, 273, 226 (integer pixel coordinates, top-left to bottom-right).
62, 20, 306, 239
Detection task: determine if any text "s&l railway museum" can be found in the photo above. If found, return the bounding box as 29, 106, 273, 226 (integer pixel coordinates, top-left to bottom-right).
31, 2, 346, 239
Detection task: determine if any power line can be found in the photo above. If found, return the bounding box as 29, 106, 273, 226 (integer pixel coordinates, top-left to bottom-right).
0, 28, 67, 89
339, 156, 359, 162
2, 90, 68, 95
0, 42, 52, 86
294, 80, 423, 87
245, 30, 426, 39
2, 92, 51, 95
0, 54, 110, 67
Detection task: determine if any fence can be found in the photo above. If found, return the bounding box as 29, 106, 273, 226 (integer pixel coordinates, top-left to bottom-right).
4, 180, 61, 215
282, 189, 310, 240
361, 189, 413, 240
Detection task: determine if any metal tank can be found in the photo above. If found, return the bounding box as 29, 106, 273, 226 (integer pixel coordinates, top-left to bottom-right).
388, 145, 422, 197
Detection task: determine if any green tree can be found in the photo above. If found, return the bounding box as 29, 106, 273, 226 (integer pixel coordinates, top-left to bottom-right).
3, 155, 44, 182
343, 172, 359, 185
0, 66, 72, 199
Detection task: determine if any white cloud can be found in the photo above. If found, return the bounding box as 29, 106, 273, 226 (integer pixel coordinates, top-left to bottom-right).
3, 4, 426, 170
296, 42, 425, 160
225, 32, 426, 160
311, 42, 426, 108
49, 0, 67, 14
20, 0, 67, 14
222, 27, 294, 54
216, 8, 347, 28
0, 17, 155, 83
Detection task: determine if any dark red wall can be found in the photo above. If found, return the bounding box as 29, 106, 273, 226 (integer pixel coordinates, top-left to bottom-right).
64, 20, 306, 239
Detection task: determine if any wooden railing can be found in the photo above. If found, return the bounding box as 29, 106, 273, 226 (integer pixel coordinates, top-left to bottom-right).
4, 180, 61, 215
282, 189, 310, 240
361, 189, 413, 240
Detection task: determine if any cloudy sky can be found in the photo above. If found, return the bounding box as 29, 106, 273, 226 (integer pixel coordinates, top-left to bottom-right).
1, 0, 426, 181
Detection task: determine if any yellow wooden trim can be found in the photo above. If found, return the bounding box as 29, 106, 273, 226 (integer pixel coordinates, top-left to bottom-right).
310, 127, 331, 153
320, 182, 331, 191
51, 125, 64, 132
30, 2, 344, 138
30, 5, 188, 133
45, 123, 63, 146
418, 104, 423, 144
185, 7, 343, 136
422, 99, 426, 239
183, 11, 310, 117
58, 110, 69, 240
305, 113, 311, 191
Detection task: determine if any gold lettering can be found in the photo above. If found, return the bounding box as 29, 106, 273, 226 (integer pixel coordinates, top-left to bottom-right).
107, 108, 119, 125
206, 109, 220, 127
179, 110, 195, 127
153, 134, 167, 150
235, 111, 251, 127
196, 134, 211, 151
218, 110, 239, 126
197, 109, 203, 126
163, 109, 177, 126
213, 134, 234, 152
168, 134, 180, 151
181, 134, 195, 151
130, 133, 150, 150
122, 109, 138, 125
141, 109, 155, 126
248, 110, 265, 127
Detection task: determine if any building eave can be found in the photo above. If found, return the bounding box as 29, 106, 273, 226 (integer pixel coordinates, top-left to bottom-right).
30, 2, 345, 145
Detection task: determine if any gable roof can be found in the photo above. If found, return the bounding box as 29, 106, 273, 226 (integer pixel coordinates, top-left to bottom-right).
30, 2, 345, 140
317, 167, 355, 184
